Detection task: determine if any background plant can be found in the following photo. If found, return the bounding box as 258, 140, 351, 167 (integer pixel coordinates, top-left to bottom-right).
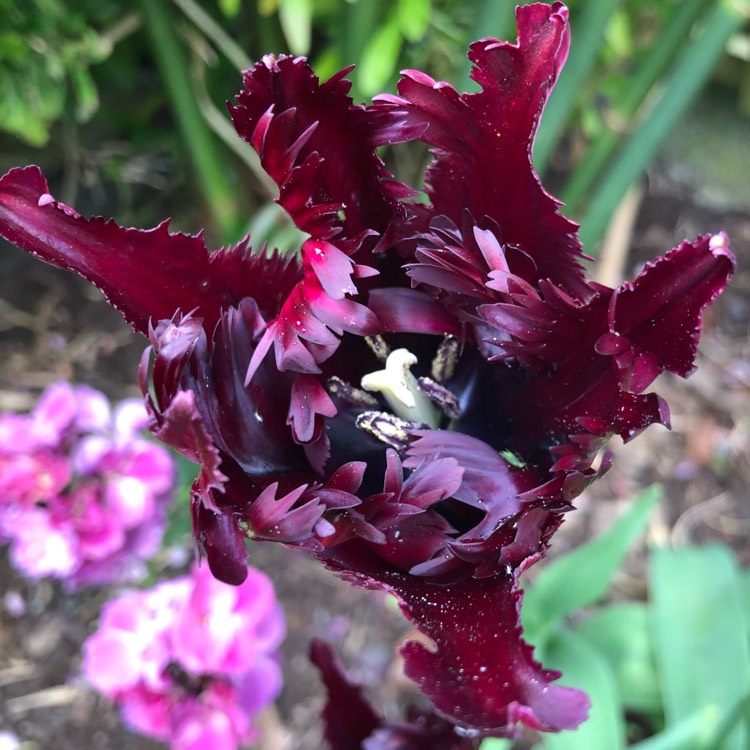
2, 0, 747, 251
481, 487, 750, 750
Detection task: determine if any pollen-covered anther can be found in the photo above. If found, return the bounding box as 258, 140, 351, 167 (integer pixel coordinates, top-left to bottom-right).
360, 348, 439, 427
354, 411, 426, 452
417, 376, 461, 419
326, 376, 379, 408
364, 334, 390, 362
431, 335, 460, 383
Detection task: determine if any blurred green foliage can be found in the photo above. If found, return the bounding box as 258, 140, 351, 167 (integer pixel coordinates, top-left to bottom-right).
482, 487, 750, 750
1, 0, 747, 247
0, 0, 130, 146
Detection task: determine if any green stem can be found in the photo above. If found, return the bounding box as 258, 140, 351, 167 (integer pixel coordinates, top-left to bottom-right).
140, 0, 239, 242
171, 0, 252, 71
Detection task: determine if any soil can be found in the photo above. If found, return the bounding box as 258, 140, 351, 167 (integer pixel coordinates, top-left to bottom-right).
0, 152, 748, 749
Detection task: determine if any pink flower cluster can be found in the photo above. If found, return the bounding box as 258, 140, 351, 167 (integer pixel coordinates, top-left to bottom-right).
82, 563, 285, 750
0, 382, 174, 588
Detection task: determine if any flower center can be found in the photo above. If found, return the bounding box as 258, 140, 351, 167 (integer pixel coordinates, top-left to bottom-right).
360, 348, 440, 428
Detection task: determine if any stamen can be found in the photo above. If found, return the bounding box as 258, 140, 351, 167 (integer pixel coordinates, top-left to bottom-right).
431, 335, 460, 382
355, 411, 426, 452
364, 335, 390, 362
326, 376, 379, 408
360, 348, 439, 427
417, 377, 461, 419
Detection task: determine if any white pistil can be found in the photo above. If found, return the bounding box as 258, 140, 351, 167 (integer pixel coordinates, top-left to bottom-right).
360, 348, 439, 427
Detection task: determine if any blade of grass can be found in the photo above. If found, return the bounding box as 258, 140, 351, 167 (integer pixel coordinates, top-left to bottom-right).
562, 0, 713, 213
337, 0, 382, 100
578, 0, 744, 252
650, 545, 749, 750
706, 689, 750, 750
533, 0, 622, 175
171, 0, 252, 71
140, 0, 240, 242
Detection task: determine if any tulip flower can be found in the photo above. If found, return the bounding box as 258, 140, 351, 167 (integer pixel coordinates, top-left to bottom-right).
0, 2, 733, 738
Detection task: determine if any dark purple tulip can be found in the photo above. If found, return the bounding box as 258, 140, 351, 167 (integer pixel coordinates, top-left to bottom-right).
310, 639, 480, 750
0, 2, 734, 740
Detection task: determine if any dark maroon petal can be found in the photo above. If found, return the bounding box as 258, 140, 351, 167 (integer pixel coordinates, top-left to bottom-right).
605, 233, 735, 391
406, 431, 519, 521
193, 499, 249, 585
210, 300, 304, 471
309, 639, 382, 750
146, 301, 305, 476
0, 167, 211, 334
246, 482, 318, 542
208, 243, 302, 322
368, 288, 461, 336
394, 574, 589, 735
399, 456, 464, 510
246, 254, 381, 381
288, 373, 338, 444
375, 3, 586, 296
230, 56, 408, 244
310, 639, 481, 750
316, 549, 588, 737
150, 389, 226, 514
0, 167, 306, 335
302, 239, 376, 300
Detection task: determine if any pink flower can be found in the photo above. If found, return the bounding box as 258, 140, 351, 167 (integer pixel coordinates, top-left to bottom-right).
82, 563, 285, 749
0, 382, 175, 588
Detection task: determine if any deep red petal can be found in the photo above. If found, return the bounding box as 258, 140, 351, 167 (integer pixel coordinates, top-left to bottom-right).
608, 233, 735, 389
230, 55, 408, 244
0, 166, 303, 335
396, 574, 589, 735
317, 549, 588, 737
309, 640, 383, 749
377, 3, 586, 296
310, 639, 482, 750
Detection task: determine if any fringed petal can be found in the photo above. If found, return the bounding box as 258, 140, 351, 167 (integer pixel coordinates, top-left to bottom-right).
230, 55, 408, 245
374, 3, 587, 296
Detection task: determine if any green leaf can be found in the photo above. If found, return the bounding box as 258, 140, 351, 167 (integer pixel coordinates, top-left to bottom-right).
218, 0, 241, 17
479, 738, 513, 750
523, 485, 661, 642
578, 0, 745, 251
630, 708, 723, 750
575, 602, 660, 713
358, 18, 403, 97
561, 0, 712, 214
533, 0, 622, 174
741, 567, 750, 627
71, 65, 99, 122
278, 0, 313, 55
396, 0, 431, 42
650, 545, 749, 750
540, 630, 625, 750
